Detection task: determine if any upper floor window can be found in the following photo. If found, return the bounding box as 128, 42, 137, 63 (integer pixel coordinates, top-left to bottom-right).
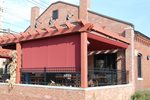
147, 55, 150, 60
52, 10, 58, 20
137, 53, 142, 78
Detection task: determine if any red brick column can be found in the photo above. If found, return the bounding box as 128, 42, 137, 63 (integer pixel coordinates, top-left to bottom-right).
80, 32, 88, 88
125, 27, 135, 91
16, 43, 21, 84
30, 6, 40, 31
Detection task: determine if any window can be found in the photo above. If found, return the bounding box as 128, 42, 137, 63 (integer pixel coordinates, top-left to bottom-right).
94, 53, 117, 69
137, 54, 142, 78
147, 55, 150, 60
52, 10, 58, 20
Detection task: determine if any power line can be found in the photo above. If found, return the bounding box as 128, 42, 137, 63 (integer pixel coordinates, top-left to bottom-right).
38, 0, 49, 6
4, 12, 30, 23
32, 0, 48, 6
0, 28, 18, 34
1, 20, 26, 30
26, 0, 46, 10
40, 0, 49, 6
31, 0, 46, 9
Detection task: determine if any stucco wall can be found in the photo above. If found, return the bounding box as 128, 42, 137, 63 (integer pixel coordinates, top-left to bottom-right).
0, 83, 133, 100
85, 85, 133, 100
0, 84, 85, 100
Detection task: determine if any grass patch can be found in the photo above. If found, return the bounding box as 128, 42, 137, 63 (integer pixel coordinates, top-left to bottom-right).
131, 90, 150, 100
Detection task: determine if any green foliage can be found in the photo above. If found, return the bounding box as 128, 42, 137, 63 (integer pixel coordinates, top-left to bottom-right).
131, 90, 150, 100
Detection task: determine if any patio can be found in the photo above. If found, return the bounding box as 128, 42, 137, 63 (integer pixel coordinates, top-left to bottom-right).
0, 20, 130, 88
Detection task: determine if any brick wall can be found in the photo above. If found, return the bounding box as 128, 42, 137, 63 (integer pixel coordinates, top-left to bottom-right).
88, 12, 130, 35
25, 0, 137, 89
85, 85, 133, 100
0, 84, 85, 100
24, 0, 150, 91
134, 35, 150, 90
30, 2, 79, 30
26, 2, 132, 36
0, 83, 133, 100
125, 28, 135, 89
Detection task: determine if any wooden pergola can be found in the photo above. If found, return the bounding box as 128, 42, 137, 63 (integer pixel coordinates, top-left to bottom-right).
0, 48, 12, 58
0, 20, 130, 88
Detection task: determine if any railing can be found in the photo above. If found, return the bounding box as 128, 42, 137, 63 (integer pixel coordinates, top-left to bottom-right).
88, 68, 129, 87
0, 74, 10, 82
21, 67, 81, 87
21, 67, 80, 73
1, 67, 129, 87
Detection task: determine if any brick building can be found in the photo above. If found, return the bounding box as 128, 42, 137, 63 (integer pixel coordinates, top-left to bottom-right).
0, 0, 149, 100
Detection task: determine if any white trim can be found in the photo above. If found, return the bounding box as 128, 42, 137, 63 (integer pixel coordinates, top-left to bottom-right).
137, 78, 143, 81
0, 83, 7, 85
84, 84, 132, 91
0, 83, 133, 91
124, 27, 134, 30
16, 84, 84, 91
16, 84, 132, 91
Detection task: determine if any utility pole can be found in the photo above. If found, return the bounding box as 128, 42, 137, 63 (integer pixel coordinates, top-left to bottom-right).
0, 0, 7, 79
0, 0, 5, 35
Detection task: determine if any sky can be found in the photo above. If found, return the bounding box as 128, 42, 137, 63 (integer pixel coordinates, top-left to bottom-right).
2, 0, 150, 37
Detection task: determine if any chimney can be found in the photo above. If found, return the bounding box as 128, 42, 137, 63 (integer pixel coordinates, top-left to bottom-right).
79, 0, 90, 20
30, 6, 40, 30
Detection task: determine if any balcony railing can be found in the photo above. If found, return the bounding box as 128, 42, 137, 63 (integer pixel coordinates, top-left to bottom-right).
88, 68, 129, 87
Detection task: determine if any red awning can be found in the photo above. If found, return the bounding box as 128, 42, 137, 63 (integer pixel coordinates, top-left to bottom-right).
22, 34, 80, 72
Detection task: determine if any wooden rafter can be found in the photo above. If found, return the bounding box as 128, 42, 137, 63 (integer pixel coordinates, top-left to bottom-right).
0, 20, 129, 46
0, 48, 12, 58
92, 26, 130, 44
0, 20, 93, 45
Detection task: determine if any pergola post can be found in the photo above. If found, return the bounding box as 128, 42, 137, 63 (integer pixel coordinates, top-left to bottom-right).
16, 43, 21, 84
80, 32, 88, 88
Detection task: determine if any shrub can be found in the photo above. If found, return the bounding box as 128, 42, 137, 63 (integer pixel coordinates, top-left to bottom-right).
131, 90, 150, 100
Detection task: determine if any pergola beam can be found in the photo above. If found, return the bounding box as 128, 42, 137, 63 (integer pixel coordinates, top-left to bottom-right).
92, 26, 130, 44
0, 21, 93, 45
0, 48, 13, 58
88, 33, 128, 49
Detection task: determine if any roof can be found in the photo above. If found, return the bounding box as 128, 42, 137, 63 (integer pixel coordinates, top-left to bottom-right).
25, 1, 134, 32
54, 1, 134, 26
135, 30, 150, 41
88, 10, 134, 27
0, 20, 129, 46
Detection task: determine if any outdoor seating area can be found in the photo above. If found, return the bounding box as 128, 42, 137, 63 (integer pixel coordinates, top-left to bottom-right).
20, 67, 129, 87
88, 68, 129, 87
21, 67, 81, 87
0, 74, 9, 82
0, 20, 130, 88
